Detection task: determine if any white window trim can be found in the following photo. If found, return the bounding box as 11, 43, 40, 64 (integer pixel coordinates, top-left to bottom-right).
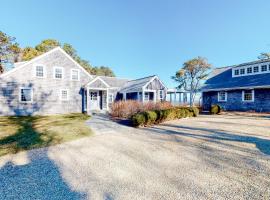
19, 87, 33, 103
242, 90, 254, 102
34, 64, 46, 78
70, 69, 80, 81
232, 62, 270, 77
60, 89, 69, 101
53, 66, 64, 79
218, 91, 227, 102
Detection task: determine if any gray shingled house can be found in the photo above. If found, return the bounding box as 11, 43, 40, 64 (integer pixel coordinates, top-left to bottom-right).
201, 59, 270, 112
0, 47, 167, 116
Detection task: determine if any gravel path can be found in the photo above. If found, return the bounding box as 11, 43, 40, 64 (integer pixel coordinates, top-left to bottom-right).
0, 114, 270, 200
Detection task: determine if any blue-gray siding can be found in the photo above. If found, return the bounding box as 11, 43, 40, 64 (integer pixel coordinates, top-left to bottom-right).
203, 89, 270, 112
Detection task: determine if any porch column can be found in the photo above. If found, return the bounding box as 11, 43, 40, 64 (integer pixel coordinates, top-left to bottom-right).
123, 93, 126, 101
179, 93, 182, 104
137, 92, 140, 101
153, 91, 157, 103
170, 93, 172, 102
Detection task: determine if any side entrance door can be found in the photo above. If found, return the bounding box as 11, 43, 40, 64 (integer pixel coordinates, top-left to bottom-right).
89, 91, 100, 110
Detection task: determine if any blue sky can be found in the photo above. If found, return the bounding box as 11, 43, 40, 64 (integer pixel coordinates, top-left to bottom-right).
1, 0, 270, 87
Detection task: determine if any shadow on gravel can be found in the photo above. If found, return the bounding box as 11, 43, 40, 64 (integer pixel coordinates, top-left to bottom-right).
148, 124, 270, 156
0, 149, 87, 200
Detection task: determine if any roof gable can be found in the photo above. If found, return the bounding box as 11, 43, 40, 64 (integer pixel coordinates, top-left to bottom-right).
0, 47, 93, 79
86, 77, 110, 88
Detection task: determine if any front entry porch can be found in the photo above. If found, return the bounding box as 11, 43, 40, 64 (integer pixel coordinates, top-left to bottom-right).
84, 88, 108, 113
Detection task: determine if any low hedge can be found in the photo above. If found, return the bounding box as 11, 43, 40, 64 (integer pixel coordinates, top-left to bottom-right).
131, 107, 199, 127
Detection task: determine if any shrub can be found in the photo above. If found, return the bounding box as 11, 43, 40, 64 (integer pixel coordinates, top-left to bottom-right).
144, 111, 158, 125
155, 110, 164, 123
210, 104, 221, 114
131, 113, 145, 127
188, 107, 199, 117
110, 100, 173, 119
131, 106, 199, 127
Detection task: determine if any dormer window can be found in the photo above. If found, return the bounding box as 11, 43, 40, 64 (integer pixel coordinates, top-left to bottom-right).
234, 69, 239, 76
253, 66, 259, 73
247, 67, 252, 74
261, 65, 267, 72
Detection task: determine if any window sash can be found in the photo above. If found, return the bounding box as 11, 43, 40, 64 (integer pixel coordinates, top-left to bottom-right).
20, 88, 32, 102
261, 65, 267, 72
36, 66, 44, 77
61, 90, 68, 101
242, 90, 254, 102
90, 92, 98, 100
71, 69, 79, 80
247, 67, 252, 74
253, 66, 259, 73
234, 69, 239, 75
54, 67, 63, 79
218, 91, 227, 102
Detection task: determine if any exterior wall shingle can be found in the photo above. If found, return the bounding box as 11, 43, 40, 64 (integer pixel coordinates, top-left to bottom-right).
0, 49, 92, 116
203, 89, 270, 112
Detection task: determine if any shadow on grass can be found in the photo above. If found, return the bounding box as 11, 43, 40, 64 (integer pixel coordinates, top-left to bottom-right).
0, 116, 88, 199
0, 117, 59, 156
147, 124, 270, 156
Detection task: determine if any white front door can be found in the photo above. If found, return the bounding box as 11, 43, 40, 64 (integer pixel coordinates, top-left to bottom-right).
89, 91, 100, 110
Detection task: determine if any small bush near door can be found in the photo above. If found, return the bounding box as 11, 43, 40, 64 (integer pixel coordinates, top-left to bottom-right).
131, 107, 199, 127
210, 104, 221, 114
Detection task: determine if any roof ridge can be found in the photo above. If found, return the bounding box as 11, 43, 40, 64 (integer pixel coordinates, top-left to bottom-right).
127, 75, 156, 82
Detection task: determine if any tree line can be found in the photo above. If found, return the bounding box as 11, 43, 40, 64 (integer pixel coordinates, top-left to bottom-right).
0, 31, 115, 76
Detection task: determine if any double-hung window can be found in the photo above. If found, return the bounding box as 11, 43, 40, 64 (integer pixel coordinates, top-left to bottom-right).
35, 65, 45, 77
60, 89, 69, 101
54, 67, 64, 79
234, 69, 239, 76
218, 91, 227, 102
71, 69, 79, 81
242, 90, 254, 102
240, 68, 245, 75
20, 87, 33, 103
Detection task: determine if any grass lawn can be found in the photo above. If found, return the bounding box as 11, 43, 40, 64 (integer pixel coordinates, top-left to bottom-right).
0, 113, 92, 156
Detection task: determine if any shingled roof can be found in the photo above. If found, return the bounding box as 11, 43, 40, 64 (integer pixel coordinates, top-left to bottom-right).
202, 66, 270, 91
92, 75, 130, 88
119, 75, 156, 93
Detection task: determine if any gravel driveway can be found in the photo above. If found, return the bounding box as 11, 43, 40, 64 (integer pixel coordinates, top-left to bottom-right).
0, 114, 269, 200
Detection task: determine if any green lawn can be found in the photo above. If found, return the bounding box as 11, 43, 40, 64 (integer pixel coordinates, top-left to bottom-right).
0, 113, 92, 156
